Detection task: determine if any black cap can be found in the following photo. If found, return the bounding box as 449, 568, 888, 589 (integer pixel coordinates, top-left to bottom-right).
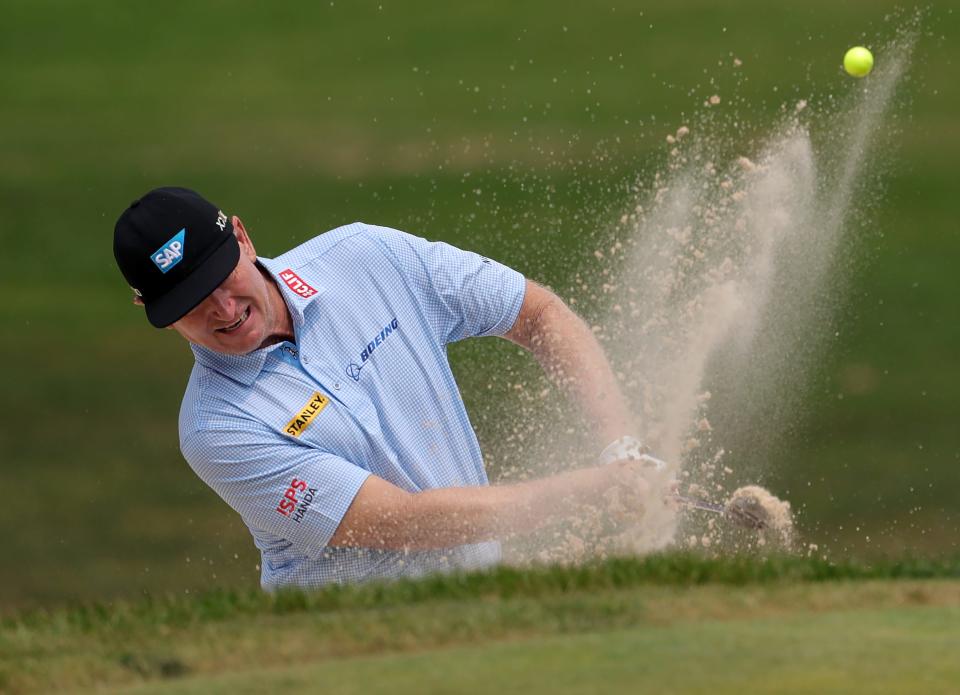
113, 187, 240, 328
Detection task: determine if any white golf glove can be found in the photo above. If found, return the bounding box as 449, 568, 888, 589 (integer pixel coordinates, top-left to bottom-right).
597, 435, 668, 471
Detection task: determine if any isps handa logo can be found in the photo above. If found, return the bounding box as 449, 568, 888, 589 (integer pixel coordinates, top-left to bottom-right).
284, 391, 329, 437
275, 477, 318, 523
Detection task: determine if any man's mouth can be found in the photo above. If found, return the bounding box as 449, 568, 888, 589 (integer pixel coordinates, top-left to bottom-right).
218, 307, 250, 333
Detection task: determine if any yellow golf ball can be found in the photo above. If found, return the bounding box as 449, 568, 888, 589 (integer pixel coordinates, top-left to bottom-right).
844, 46, 874, 78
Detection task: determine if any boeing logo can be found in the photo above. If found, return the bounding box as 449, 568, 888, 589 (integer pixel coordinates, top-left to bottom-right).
347, 317, 399, 381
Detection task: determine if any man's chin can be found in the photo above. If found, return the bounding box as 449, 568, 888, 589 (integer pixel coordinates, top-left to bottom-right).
213, 323, 264, 355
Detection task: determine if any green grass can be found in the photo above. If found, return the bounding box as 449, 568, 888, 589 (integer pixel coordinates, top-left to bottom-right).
112, 607, 960, 694
2, 555, 959, 694
1, 0, 959, 608
7, 553, 958, 630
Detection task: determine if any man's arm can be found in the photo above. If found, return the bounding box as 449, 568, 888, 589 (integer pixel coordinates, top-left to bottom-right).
327, 278, 651, 552
504, 278, 634, 447
328, 460, 649, 550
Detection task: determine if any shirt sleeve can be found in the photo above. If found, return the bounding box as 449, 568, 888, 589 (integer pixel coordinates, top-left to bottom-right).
181, 421, 371, 556
363, 224, 527, 344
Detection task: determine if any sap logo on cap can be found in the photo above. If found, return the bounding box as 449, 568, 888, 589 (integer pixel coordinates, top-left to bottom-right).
151, 229, 186, 274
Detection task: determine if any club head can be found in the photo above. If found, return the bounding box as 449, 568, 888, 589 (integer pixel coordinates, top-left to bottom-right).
724, 494, 770, 530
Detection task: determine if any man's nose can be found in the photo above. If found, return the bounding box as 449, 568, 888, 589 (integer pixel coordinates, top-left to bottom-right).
206, 287, 234, 318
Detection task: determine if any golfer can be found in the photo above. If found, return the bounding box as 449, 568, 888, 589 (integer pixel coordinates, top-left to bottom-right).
114, 187, 660, 590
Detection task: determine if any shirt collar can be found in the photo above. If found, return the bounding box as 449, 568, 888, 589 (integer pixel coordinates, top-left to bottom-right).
257, 255, 324, 332
191, 342, 277, 385
190, 256, 324, 385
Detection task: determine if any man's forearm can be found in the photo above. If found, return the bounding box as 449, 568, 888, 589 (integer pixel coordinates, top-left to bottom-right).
328, 462, 643, 551
507, 281, 634, 446
532, 301, 633, 443
408, 464, 624, 547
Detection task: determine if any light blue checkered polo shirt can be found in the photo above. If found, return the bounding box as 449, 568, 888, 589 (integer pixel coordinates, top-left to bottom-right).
179, 223, 526, 590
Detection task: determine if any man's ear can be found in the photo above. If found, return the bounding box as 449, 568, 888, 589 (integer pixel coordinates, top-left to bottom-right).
233, 216, 257, 261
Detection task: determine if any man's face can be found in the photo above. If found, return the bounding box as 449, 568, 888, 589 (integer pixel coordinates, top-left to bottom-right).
168, 217, 282, 355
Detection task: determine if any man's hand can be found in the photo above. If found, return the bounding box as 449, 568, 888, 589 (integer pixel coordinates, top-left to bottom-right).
597, 458, 658, 525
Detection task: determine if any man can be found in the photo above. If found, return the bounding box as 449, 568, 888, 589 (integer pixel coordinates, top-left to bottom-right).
113, 187, 664, 590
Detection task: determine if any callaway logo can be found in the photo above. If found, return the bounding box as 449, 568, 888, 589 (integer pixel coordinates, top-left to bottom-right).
279, 269, 317, 298
151, 229, 186, 274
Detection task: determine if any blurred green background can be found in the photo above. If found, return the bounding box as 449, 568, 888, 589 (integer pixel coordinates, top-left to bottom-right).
1, 0, 956, 610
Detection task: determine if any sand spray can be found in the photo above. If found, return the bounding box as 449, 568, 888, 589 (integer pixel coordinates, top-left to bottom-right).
505, 31, 914, 562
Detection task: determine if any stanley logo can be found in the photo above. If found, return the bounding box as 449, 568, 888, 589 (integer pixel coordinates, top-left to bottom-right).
284, 392, 329, 437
